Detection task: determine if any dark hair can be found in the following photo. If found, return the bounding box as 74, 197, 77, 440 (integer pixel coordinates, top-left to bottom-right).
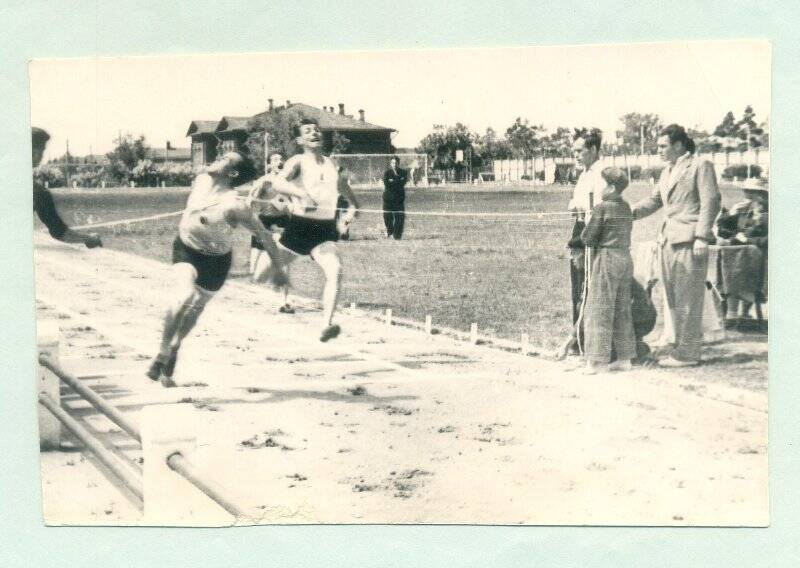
574, 127, 602, 152
389, 155, 399, 164
601, 167, 629, 193
228, 151, 258, 187
32, 127, 50, 149
292, 118, 319, 138
660, 123, 695, 154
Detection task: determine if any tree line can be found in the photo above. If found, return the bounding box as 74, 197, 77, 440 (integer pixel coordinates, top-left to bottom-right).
415, 106, 769, 174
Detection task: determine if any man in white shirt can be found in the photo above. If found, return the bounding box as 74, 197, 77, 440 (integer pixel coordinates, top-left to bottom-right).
564, 129, 606, 353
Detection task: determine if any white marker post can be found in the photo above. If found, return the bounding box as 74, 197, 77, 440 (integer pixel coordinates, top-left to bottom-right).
521, 333, 530, 355
349, 302, 356, 315
385, 309, 392, 328
470, 323, 478, 344
424, 315, 433, 335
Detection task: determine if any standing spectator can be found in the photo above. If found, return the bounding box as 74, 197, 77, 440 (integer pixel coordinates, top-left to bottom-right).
31, 127, 102, 248
632, 124, 721, 367
580, 167, 636, 373
566, 129, 606, 350
382, 156, 408, 240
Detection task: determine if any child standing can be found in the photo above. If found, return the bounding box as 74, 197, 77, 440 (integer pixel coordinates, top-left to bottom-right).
581, 167, 636, 374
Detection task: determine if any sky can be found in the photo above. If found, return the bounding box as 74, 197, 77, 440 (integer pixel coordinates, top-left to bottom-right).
29, 40, 771, 160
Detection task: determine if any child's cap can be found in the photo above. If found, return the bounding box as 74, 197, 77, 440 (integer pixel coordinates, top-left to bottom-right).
601, 167, 629, 193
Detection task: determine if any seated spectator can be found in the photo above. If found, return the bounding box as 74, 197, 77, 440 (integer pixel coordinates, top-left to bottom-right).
714, 177, 768, 321
715, 177, 768, 249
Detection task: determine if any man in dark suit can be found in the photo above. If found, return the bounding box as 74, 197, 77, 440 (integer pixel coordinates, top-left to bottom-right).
632, 124, 721, 367
382, 156, 408, 240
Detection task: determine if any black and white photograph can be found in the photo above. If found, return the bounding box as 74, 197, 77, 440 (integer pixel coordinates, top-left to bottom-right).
31, 41, 770, 526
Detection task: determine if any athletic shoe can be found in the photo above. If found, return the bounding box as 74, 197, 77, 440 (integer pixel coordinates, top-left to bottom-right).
582, 362, 609, 375
658, 356, 699, 368
320, 324, 341, 342
146, 358, 164, 381
279, 304, 295, 314
160, 375, 177, 388
609, 359, 632, 372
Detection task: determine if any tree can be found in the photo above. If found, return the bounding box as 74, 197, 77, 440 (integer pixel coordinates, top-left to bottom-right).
736, 105, 766, 150
504, 117, 545, 159
713, 111, 738, 138
618, 113, 660, 154
474, 127, 512, 163
106, 133, 149, 184
541, 127, 574, 158
417, 123, 475, 172
711, 106, 768, 152
245, 106, 306, 174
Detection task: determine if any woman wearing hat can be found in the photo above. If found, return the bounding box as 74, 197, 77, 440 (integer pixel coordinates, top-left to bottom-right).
715, 176, 768, 320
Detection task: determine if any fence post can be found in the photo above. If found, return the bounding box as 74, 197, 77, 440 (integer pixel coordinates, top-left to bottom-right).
37, 321, 61, 451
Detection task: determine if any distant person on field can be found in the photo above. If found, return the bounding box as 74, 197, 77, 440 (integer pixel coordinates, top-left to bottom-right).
249, 151, 290, 277
580, 167, 636, 373
382, 156, 408, 240
31, 127, 102, 248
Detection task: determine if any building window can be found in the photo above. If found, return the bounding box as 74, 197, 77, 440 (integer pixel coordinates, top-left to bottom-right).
219, 139, 237, 155
192, 142, 205, 166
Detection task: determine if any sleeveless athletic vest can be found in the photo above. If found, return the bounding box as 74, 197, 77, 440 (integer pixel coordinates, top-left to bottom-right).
293, 154, 339, 221
178, 174, 238, 255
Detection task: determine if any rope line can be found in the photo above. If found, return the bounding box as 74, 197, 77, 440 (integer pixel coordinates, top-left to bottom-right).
67, 202, 606, 231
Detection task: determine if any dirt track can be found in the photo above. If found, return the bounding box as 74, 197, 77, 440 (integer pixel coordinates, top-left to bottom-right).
34, 234, 768, 526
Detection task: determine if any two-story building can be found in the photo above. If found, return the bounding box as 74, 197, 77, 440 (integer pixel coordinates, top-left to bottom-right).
187, 100, 395, 170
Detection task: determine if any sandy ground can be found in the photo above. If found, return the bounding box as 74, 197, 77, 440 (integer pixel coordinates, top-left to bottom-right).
34, 234, 768, 526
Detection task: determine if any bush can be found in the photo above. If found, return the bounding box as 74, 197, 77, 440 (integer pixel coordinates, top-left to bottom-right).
33, 164, 64, 188
721, 164, 762, 181
157, 163, 193, 186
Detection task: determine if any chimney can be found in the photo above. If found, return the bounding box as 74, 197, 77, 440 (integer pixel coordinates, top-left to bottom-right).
268, 98, 274, 111
359, 109, 365, 122
286, 99, 291, 107
338, 103, 345, 116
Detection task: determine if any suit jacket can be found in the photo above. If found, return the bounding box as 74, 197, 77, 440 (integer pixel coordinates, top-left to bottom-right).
383, 167, 408, 199
633, 155, 721, 244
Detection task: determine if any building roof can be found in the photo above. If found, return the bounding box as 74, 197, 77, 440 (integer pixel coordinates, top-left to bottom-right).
186, 103, 394, 142
215, 116, 251, 134
252, 103, 395, 132
186, 120, 219, 136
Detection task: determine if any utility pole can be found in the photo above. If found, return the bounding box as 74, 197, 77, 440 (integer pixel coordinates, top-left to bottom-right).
640, 123, 645, 155
65, 139, 71, 189
263, 130, 270, 171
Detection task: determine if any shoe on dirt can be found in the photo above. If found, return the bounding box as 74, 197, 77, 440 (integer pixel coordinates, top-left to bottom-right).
320, 324, 341, 342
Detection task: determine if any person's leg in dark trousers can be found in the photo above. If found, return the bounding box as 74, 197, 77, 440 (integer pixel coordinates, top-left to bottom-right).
382, 195, 395, 237
392, 198, 405, 239
570, 248, 585, 351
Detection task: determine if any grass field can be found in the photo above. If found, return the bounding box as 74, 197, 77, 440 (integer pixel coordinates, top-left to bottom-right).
40, 182, 766, 386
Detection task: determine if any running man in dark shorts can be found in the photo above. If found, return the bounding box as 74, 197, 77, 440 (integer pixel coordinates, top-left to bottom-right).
249, 151, 291, 276
146, 151, 296, 387
31, 127, 102, 248
254, 118, 359, 342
